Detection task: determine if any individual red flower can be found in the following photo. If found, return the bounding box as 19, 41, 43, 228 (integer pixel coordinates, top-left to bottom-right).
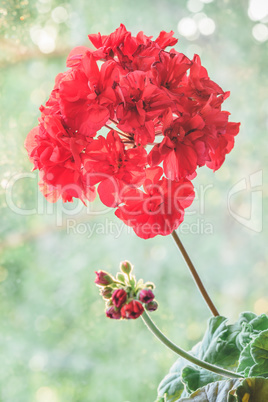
139, 289, 155, 304
88, 23, 130, 59
148, 102, 240, 181
25, 113, 96, 203
112, 289, 127, 308
206, 122, 240, 170
121, 300, 144, 319
83, 130, 147, 207
116, 70, 172, 132
106, 306, 121, 320
187, 54, 225, 103
115, 167, 195, 239
59, 54, 119, 136
148, 110, 201, 181
151, 50, 192, 100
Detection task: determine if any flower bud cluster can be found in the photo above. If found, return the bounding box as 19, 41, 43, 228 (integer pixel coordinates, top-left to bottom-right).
95, 261, 158, 319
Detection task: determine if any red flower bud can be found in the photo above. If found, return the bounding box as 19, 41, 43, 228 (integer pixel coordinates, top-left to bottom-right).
121, 300, 144, 319
145, 300, 158, 312
106, 306, 121, 319
139, 289, 155, 303
100, 287, 113, 300
94, 271, 113, 286
112, 288, 127, 308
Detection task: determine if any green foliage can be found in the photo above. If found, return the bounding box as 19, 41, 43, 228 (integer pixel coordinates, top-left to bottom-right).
178, 377, 268, 401
231, 377, 268, 401
157, 313, 268, 401
179, 378, 241, 401
238, 329, 268, 378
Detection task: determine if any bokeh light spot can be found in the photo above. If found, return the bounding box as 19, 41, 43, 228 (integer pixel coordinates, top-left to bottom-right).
254, 297, 268, 314
51, 6, 68, 24
36, 1, 51, 14
38, 31, 55, 53
177, 17, 198, 40
248, 0, 268, 21
29, 353, 48, 372
198, 17, 216, 35
252, 23, 268, 42
36, 387, 58, 402
187, 0, 204, 13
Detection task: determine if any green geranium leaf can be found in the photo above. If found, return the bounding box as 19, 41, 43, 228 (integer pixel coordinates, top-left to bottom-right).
178, 379, 241, 401
181, 365, 222, 394
249, 314, 268, 332
229, 377, 268, 401
157, 372, 185, 401
249, 329, 268, 377
237, 343, 254, 377
178, 377, 268, 401
157, 344, 202, 400
238, 328, 268, 378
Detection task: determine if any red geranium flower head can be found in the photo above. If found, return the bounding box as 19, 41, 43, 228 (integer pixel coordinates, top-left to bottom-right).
26, 25, 240, 239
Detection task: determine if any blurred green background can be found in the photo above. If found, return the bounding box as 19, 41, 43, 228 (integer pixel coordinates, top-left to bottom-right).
0, 0, 268, 401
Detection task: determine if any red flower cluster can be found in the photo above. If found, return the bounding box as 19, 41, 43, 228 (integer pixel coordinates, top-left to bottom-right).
25, 24, 240, 238
95, 262, 158, 320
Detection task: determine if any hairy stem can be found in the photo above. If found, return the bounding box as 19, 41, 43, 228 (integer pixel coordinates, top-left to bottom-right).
171, 231, 219, 317
141, 310, 242, 379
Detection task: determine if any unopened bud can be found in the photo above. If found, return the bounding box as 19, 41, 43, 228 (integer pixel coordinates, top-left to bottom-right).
106, 306, 121, 320
139, 289, 155, 304
100, 287, 113, 300
120, 261, 132, 275
121, 300, 144, 319
112, 288, 127, 308
145, 300, 158, 312
94, 270, 114, 286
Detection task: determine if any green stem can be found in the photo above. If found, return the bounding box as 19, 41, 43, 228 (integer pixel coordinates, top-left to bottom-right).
171, 231, 219, 317
141, 310, 242, 379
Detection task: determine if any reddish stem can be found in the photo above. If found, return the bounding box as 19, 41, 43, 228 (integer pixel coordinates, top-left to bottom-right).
171, 231, 219, 317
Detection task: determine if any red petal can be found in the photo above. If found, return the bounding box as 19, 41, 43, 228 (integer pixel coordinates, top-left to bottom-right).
66, 46, 91, 67
25, 126, 39, 160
